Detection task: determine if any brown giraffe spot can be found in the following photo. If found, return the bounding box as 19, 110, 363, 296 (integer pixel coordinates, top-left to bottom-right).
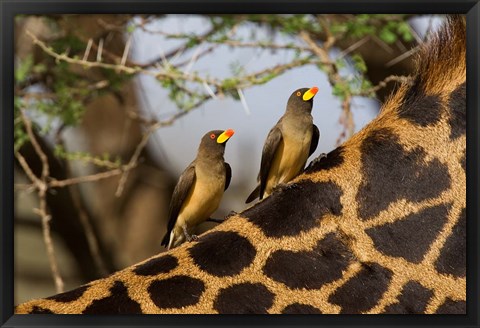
435, 298, 466, 314
434, 208, 466, 277
366, 204, 451, 263
148, 275, 204, 309
281, 303, 322, 314
397, 79, 443, 127
133, 254, 178, 276
305, 146, 345, 173
82, 281, 142, 314
46, 285, 89, 303
329, 262, 393, 314
447, 82, 466, 140
357, 128, 451, 220
214, 282, 274, 314
263, 232, 353, 289
244, 181, 342, 237
383, 281, 433, 314
189, 231, 255, 277
30, 306, 54, 314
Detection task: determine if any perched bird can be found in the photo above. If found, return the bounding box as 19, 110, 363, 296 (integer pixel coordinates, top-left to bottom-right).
161, 129, 235, 250
246, 87, 319, 203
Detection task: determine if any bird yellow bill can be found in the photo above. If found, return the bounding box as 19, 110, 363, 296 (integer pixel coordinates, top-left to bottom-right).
217, 129, 235, 144
303, 86, 319, 101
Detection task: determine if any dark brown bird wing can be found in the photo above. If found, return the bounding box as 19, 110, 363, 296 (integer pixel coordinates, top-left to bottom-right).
258, 125, 283, 200
161, 163, 196, 246
309, 124, 320, 157
224, 162, 232, 190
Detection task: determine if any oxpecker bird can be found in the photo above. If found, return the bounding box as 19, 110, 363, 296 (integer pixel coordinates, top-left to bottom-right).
161, 129, 234, 250
246, 87, 319, 203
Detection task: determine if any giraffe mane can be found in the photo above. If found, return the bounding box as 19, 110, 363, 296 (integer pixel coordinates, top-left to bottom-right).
416, 15, 466, 95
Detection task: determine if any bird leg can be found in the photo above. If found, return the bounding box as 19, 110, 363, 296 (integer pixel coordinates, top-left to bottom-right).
182, 225, 198, 242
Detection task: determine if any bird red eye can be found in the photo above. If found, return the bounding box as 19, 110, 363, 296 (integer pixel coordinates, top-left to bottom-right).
210, 133, 216, 139
296, 91, 301, 96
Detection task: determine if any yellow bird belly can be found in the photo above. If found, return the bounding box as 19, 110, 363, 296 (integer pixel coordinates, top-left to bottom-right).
171, 169, 225, 247
265, 131, 311, 196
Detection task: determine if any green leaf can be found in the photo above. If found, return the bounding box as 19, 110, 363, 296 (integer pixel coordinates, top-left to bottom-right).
51, 35, 85, 54
221, 78, 239, 90
15, 55, 34, 83
379, 28, 398, 44
332, 81, 350, 100
33, 63, 47, 74
397, 22, 414, 42
126, 24, 136, 33
351, 54, 367, 73
335, 58, 346, 69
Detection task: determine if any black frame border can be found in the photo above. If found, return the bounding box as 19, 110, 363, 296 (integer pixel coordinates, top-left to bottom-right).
1, 1, 479, 327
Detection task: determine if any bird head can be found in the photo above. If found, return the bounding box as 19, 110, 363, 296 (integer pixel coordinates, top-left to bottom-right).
199, 129, 235, 156
286, 86, 319, 113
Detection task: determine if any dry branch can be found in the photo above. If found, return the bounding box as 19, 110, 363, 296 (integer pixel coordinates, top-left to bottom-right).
300, 30, 354, 144
17, 111, 64, 293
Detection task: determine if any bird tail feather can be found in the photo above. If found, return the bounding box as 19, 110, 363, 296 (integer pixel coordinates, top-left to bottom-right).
166, 231, 175, 250
245, 185, 260, 204
160, 231, 170, 247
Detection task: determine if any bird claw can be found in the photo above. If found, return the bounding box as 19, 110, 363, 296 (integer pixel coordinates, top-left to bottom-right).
306, 153, 327, 170
182, 225, 198, 242
189, 234, 199, 242
226, 210, 238, 218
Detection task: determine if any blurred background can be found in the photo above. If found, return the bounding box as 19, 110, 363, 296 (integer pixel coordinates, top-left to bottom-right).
14, 14, 442, 304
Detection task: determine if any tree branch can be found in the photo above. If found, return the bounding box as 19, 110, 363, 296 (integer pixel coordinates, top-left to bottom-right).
17, 110, 64, 293
115, 122, 162, 197
300, 30, 354, 144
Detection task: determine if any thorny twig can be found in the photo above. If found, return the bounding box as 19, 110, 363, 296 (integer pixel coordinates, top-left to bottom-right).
115, 122, 163, 197
56, 134, 110, 276
15, 167, 126, 191
17, 111, 64, 293
386, 46, 420, 67
361, 75, 412, 96
48, 168, 125, 188
26, 30, 317, 98
300, 30, 355, 145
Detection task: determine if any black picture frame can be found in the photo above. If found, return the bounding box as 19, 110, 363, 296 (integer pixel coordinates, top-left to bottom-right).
1, 1, 479, 327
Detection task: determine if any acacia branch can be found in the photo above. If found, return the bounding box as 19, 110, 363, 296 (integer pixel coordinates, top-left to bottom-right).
17, 111, 64, 293
48, 168, 124, 188
300, 30, 354, 144
115, 121, 164, 197
24, 18, 413, 156
26, 29, 315, 100
56, 131, 110, 277
359, 75, 412, 97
